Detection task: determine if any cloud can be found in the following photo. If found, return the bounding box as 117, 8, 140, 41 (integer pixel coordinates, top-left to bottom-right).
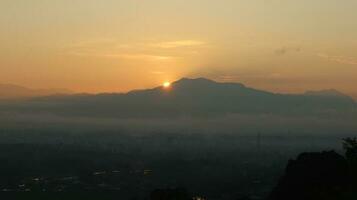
103, 53, 173, 61
317, 53, 357, 65
152, 40, 205, 48
275, 46, 301, 55
151, 71, 165, 75
66, 50, 173, 61
64, 39, 175, 61
64, 38, 203, 61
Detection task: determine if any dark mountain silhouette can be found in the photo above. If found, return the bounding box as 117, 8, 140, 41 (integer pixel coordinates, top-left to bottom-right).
1, 78, 356, 118
304, 89, 351, 98
0, 84, 72, 99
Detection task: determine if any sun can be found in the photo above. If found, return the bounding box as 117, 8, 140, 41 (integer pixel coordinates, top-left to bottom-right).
163, 81, 171, 88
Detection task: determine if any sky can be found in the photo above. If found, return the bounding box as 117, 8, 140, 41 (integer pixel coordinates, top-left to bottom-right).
1, 0, 357, 98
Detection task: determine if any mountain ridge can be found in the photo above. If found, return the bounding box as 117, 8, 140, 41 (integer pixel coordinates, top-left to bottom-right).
0, 83, 73, 99
1, 78, 355, 118
1, 78, 354, 101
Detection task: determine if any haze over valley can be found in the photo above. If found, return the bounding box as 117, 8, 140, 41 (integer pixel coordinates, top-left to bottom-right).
1, 1, 357, 199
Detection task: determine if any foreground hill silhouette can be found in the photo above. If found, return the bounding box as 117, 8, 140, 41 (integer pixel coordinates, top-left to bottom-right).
0, 78, 356, 118
269, 138, 357, 200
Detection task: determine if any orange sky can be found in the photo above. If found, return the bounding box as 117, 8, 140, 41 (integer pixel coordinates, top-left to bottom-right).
1, 0, 357, 99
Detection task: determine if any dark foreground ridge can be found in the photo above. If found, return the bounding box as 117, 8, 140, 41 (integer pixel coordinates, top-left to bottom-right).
269, 138, 357, 200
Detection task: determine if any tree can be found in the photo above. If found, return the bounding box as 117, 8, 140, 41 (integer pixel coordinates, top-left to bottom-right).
342, 137, 357, 163
150, 188, 190, 200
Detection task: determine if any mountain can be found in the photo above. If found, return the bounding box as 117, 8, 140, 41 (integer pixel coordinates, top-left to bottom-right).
0, 84, 72, 99
1, 78, 356, 118
304, 89, 351, 98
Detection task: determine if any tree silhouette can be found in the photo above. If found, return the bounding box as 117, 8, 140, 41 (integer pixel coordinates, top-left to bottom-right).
268, 138, 357, 200
342, 137, 357, 164
150, 188, 190, 200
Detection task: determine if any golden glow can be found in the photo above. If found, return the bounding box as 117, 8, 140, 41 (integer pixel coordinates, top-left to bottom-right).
1, 1, 357, 99
163, 82, 171, 88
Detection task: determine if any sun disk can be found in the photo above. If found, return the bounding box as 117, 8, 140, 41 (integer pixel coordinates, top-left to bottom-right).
163, 81, 171, 88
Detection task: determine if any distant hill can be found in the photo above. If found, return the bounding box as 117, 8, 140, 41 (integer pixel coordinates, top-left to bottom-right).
0, 84, 72, 99
1, 78, 356, 118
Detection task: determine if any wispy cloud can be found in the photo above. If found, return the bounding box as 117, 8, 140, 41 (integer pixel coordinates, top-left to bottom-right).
152, 40, 205, 48
103, 53, 173, 61
317, 53, 357, 65
150, 71, 165, 75
65, 40, 174, 61
64, 38, 203, 61
66, 49, 174, 61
